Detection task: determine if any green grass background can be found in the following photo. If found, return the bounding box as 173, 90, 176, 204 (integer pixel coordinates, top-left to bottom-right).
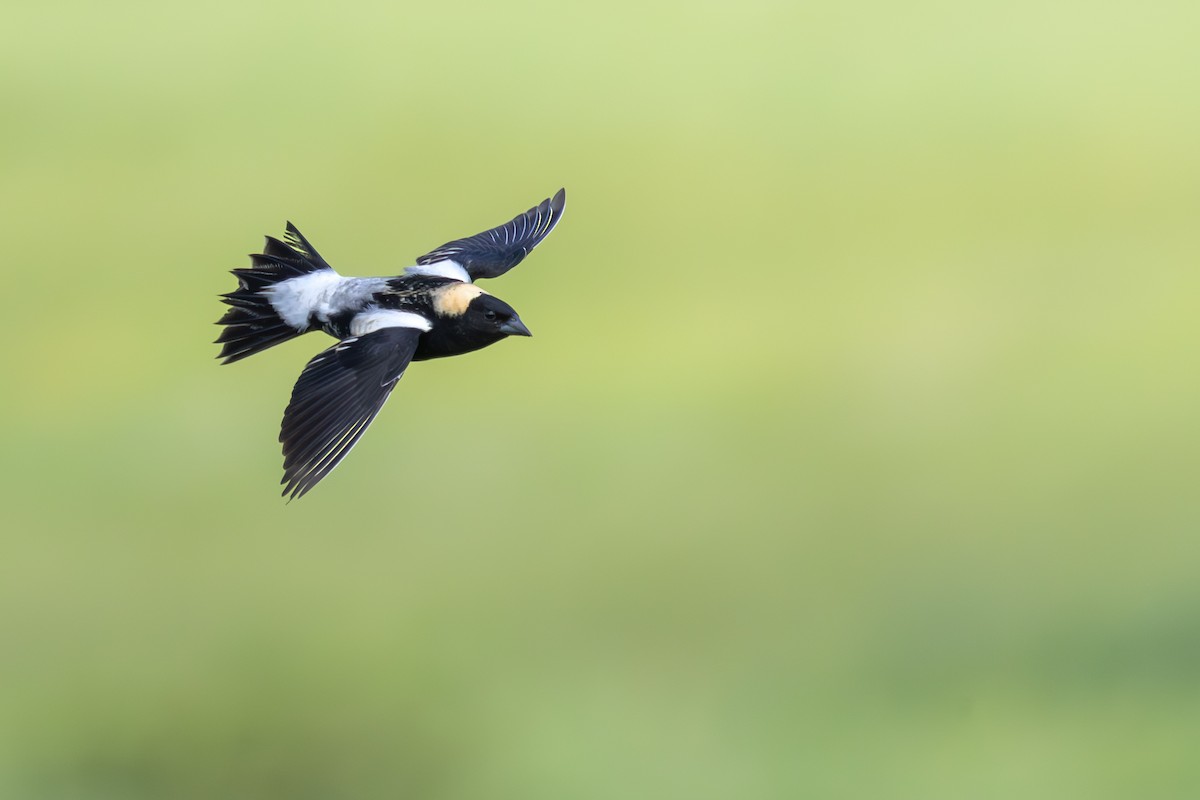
2, 1, 1198, 797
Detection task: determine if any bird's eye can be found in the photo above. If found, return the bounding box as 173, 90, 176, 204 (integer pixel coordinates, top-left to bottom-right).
484, 310, 498, 321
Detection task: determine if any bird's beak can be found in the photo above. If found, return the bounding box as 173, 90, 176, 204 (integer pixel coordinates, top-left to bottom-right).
499, 317, 532, 337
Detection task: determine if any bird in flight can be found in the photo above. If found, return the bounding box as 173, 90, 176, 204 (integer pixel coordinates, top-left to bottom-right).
216, 188, 566, 499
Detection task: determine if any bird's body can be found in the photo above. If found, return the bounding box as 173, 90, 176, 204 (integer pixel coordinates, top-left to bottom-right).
216, 189, 565, 499
264, 273, 518, 360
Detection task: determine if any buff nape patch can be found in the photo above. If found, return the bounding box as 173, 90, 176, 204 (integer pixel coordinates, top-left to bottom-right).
433, 283, 487, 317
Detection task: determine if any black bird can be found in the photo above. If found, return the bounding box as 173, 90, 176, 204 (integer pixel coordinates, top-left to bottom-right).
216, 188, 566, 499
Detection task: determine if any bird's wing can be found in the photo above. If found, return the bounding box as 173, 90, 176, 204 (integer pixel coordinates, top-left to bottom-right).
413, 188, 566, 281
279, 325, 422, 500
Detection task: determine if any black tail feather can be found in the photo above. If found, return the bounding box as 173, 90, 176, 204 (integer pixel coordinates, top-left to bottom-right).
283, 222, 330, 267
215, 223, 331, 364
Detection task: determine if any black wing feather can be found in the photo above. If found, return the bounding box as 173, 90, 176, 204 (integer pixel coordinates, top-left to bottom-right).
415, 188, 565, 280
279, 327, 421, 500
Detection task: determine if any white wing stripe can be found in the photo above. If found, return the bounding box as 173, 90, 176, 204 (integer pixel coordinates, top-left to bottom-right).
403, 259, 472, 283
350, 309, 432, 336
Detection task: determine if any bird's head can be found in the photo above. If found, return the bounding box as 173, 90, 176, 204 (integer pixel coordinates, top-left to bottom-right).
432, 283, 532, 344
474, 293, 533, 338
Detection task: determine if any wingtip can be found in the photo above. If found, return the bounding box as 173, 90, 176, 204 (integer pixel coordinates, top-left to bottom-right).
551, 188, 566, 214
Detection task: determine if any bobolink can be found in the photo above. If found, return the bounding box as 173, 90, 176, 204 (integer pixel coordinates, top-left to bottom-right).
216, 188, 566, 499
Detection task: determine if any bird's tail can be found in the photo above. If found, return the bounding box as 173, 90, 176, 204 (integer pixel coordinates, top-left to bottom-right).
215, 223, 331, 364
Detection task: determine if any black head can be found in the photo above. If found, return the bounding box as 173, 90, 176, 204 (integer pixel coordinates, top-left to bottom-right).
461, 292, 532, 339
416, 283, 531, 361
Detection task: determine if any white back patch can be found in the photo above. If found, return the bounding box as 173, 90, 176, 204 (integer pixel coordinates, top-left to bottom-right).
265, 272, 388, 330
433, 283, 487, 317
265, 270, 343, 330
350, 308, 432, 336
404, 259, 472, 283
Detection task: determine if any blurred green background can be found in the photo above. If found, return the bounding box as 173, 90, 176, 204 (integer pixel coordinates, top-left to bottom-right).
2, 0, 1198, 797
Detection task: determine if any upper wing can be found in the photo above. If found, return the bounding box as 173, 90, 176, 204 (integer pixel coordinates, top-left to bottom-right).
278, 326, 422, 500
414, 188, 566, 281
